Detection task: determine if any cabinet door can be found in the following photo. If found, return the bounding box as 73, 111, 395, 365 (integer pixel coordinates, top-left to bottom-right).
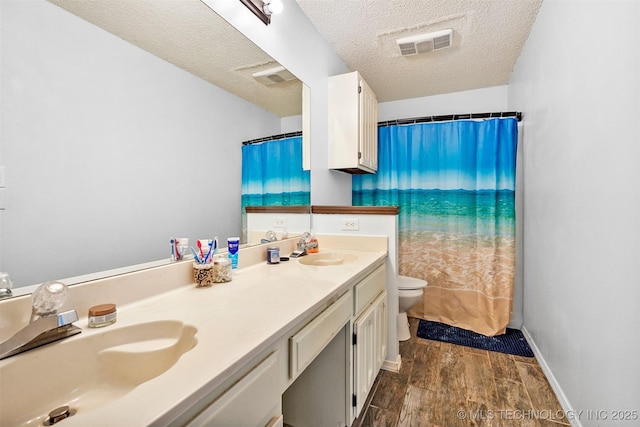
353, 301, 377, 417
358, 76, 378, 172
353, 291, 388, 418
374, 291, 388, 370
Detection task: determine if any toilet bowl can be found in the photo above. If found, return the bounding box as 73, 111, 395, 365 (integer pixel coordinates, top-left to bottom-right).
397, 275, 427, 341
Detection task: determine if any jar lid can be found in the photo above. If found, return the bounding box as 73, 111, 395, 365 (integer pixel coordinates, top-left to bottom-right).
213, 256, 231, 266
88, 303, 116, 316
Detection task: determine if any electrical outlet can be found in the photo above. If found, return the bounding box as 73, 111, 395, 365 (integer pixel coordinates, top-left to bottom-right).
341, 218, 359, 231
273, 217, 287, 229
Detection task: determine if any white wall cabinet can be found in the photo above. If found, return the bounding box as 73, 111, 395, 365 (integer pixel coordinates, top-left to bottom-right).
328, 71, 378, 174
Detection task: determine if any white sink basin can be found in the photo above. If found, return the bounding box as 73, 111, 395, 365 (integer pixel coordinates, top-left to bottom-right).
0, 319, 197, 427
298, 252, 357, 266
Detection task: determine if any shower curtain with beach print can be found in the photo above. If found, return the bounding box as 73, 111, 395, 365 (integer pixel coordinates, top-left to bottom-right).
353, 118, 518, 336
241, 135, 310, 240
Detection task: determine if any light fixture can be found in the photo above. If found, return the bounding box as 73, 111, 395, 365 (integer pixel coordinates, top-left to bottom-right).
252, 65, 297, 85
239, 0, 283, 25
263, 0, 283, 16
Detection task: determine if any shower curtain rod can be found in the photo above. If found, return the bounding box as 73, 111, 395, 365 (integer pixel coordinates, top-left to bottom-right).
241, 111, 521, 144
242, 130, 302, 146
378, 111, 522, 127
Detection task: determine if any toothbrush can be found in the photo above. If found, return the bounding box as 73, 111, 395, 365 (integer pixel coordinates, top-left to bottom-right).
174, 238, 181, 260
197, 240, 204, 259
190, 247, 202, 264
170, 239, 175, 260
204, 239, 215, 264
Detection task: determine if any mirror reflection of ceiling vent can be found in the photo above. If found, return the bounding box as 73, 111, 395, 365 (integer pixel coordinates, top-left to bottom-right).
396, 29, 453, 56
252, 65, 297, 85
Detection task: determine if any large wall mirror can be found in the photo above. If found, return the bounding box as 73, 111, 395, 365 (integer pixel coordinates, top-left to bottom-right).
0, 0, 310, 292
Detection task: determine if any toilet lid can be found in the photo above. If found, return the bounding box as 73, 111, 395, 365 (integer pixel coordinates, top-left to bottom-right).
398, 275, 427, 290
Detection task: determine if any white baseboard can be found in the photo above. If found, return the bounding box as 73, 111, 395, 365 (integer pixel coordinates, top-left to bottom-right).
381, 354, 402, 373
521, 326, 582, 427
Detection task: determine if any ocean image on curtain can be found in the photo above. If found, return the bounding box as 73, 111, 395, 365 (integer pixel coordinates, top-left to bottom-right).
353, 118, 518, 336
241, 136, 310, 240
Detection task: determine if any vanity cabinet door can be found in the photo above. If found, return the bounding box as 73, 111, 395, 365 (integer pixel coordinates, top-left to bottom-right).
374, 291, 388, 370
186, 352, 280, 427
353, 300, 376, 417
353, 291, 387, 418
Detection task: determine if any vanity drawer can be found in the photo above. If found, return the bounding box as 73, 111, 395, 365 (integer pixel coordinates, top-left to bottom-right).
354, 265, 385, 316
290, 291, 352, 379
188, 351, 280, 426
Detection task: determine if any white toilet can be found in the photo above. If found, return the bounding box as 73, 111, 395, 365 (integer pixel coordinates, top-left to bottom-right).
397, 275, 427, 341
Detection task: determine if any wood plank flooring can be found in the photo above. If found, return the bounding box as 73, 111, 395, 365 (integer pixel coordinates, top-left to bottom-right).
352, 317, 569, 427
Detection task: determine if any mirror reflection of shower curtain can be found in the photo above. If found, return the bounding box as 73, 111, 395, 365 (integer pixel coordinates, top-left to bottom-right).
241, 136, 310, 240
353, 118, 518, 336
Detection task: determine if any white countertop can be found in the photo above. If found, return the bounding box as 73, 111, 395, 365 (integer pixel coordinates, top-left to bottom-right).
52, 245, 387, 426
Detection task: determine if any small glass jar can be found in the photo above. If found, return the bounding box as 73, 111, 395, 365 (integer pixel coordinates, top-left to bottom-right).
211, 256, 232, 283
88, 303, 117, 328
193, 262, 215, 287
267, 246, 280, 264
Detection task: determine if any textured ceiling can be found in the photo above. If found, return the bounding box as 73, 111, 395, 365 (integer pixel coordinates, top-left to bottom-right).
47, 0, 542, 117
295, 0, 543, 103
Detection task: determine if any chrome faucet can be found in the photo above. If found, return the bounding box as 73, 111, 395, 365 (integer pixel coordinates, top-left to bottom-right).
0, 282, 81, 360
0, 272, 13, 300
290, 232, 312, 258
297, 232, 311, 251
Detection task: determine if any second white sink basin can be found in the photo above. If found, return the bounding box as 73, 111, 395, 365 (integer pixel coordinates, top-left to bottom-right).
298, 252, 357, 266
0, 319, 197, 427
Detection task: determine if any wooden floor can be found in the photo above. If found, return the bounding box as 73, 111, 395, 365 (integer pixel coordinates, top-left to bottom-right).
352, 317, 569, 427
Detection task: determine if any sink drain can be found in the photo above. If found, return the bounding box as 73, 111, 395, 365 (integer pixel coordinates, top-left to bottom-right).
43, 406, 76, 425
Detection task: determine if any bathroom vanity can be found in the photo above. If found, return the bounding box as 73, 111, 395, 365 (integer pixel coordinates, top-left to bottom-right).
0, 235, 389, 427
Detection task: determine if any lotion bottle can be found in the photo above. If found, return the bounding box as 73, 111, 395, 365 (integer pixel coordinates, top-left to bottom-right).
307, 230, 319, 254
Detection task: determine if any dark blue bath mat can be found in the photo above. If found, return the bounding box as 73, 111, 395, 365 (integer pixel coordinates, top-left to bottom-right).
417, 320, 534, 357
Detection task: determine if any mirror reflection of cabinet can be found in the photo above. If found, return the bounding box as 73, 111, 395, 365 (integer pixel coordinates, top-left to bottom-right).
328, 71, 378, 174
302, 83, 311, 171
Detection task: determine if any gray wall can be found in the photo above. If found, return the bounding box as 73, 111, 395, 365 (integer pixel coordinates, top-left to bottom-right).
509, 0, 640, 424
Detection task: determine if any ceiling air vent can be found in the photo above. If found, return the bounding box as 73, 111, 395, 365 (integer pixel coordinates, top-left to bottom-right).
252, 65, 297, 85
396, 29, 453, 56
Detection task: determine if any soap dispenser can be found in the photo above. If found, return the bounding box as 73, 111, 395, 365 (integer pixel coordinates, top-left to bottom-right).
307, 230, 319, 254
